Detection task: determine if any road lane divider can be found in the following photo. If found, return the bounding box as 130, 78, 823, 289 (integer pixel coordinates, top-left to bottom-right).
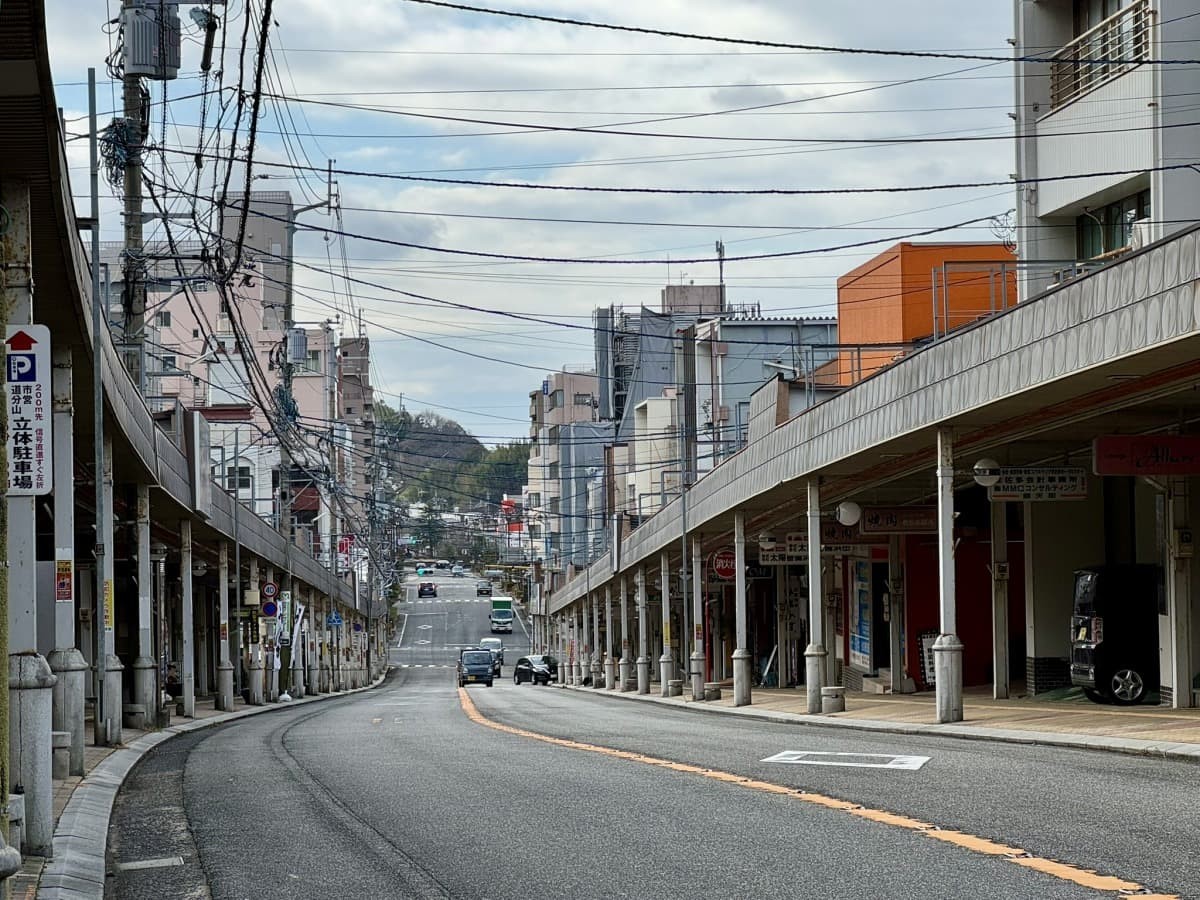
458, 688, 1178, 900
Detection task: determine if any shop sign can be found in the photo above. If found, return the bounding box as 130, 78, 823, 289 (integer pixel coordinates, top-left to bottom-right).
988, 467, 1088, 502
1093, 435, 1200, 476
711, 549, 737, 580
5, 326, 52, 495
55, 550, 73, 603
859, 506, 937, 534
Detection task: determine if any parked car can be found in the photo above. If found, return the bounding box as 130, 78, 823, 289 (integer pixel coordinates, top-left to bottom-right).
1070, 564, 1161, 705
476, 580, 492, 597
478, 637, 504, 674
457, 648, 494, 687
514, 654, 558, 685
417, 582, 437, 598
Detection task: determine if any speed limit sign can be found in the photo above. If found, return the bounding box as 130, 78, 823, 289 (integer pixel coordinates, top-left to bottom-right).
261, 581, 279, 600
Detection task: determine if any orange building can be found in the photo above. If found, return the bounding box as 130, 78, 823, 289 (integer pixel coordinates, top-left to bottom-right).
818, 242, 1017, 386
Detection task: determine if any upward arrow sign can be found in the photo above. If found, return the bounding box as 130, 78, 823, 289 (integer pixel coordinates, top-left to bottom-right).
5, 330, 37, 352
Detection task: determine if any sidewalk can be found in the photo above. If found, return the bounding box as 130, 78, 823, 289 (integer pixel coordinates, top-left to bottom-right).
18, 677, 387, 900
567, 681, 1200, 762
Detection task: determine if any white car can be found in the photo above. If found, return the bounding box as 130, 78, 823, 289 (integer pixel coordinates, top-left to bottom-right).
478, 637, 504, 674
451, 565, 464, 577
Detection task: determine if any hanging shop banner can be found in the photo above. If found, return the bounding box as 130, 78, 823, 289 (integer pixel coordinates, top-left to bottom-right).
987, 467, 1088, 502
1093, 435, 1200, 476
5, 325, 53, 495
859, 506, 937, 534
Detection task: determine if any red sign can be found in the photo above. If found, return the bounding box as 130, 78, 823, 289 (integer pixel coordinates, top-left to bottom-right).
711, 549, 737, 580
1094, 435, 1200, 476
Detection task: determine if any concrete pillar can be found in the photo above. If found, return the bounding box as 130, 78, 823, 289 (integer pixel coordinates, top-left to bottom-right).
248, 559, 264, 705
775, 561, 789, 688
264, 565, 279, 702
308, 594, 321, 694
991, 501, 1010, 700
732, 512, 752, 706
154, 551, 167, 723
100, 436, 123, 743
691, 536, 705, 700
181, 520, 196, 717
132, 484, 156, 726
195, 578, 210, 698
603, 586, 615, 689
618, 577, 632, 691
216, 542, 234, 710
49, 345, 86, 772
290, 582, 306, 698
635, 567, 650, 693
10, 653, 55, 856
934, 428, 964, 724
577, 604, 587, 686
659, 552, 674, 696
805, 479, 827, 714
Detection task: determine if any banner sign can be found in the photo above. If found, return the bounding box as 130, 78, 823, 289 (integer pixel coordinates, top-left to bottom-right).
988, 467, 1088, 502
55, 550, 73, 603
1094, 435, 1200, 476
5, 326, 53, 495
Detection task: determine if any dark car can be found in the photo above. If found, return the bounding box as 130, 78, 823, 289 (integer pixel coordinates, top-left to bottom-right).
513, 654, 559, 685
476, 580, 492, 597
1070, 564, 1161, 705
457, 649, 494, 687
417, 582, 437, 598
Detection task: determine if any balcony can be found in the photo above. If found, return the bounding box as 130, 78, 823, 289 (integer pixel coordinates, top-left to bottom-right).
1049, 0, 1152, 111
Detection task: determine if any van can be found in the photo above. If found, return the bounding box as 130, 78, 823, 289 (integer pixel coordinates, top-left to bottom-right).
1070, 564, 1161, 705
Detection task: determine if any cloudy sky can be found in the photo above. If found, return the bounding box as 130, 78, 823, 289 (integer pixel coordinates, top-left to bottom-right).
48, 1, 1017, 444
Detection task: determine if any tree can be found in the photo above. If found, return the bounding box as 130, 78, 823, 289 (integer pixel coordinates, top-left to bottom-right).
414, 503, 445, 554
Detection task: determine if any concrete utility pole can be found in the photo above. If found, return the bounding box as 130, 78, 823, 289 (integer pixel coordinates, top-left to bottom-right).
618, 577, 631, 691
217, 541, 233, 710
603, 586, 614, 689
690, 536, 704, 701
120, 3, 145, 387
805, 479, 826, 715
934, 428, 964, 723
635, 567, 650, 694
659, 552, 673, 696
133, 484, 155, 727
732, 512, 751, 707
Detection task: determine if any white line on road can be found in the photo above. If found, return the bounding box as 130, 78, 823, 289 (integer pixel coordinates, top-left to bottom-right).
761, 751, 930, 771
114, 857, 185, 872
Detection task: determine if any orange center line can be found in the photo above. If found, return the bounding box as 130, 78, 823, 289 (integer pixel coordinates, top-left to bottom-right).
457, 688, 1178, 899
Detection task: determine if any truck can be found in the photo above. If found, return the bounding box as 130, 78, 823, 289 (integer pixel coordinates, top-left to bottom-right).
490, 596, 514, 634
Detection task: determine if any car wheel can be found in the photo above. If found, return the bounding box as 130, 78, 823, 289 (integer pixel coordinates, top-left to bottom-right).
1107, 666, 1148, 705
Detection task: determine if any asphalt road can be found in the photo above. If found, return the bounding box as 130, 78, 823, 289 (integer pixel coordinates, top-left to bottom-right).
105, 572, 1198, 899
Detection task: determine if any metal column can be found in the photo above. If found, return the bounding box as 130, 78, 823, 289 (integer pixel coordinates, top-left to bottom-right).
216, 542, 233, 710
805, 480, 826, 714
635, 567, 650, 694
659, 552, 674, 696
732, 512, 751, 706
49, 347, 86, 775
603, 586, 615, 689
934, 428, 964, 723
990, 501, 1010, 700
690, 536, 705, 700
132, 483, 156, 725
618, 577, 631, 691
181, 519, 195, 717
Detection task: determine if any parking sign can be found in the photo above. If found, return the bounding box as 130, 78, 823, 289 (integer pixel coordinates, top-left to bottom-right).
5, 325, 52, 496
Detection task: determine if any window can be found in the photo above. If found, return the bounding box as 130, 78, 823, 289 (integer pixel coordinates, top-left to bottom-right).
300, 349, 321, 374
155, 311, 172, 327
225, 465, 251, 491
548, 388, 564, 410
528, 492, 541, 508
345, 406, 354, 415
160, 354, 178, 373
573, 392, 593, 407
192, 328, 200, 339
1076, 189, 1150, 259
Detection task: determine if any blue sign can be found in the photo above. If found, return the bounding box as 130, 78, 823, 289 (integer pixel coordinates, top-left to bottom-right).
261, 599, 278, 618
326, 612, 343, 627
7, 354, 34, 382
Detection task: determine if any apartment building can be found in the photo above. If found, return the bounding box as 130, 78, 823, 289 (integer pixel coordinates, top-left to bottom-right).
1014, 0, 1200, 298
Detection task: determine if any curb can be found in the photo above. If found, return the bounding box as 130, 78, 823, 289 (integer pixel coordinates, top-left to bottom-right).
34, 672, 391, 900
554, 683, 1200, 764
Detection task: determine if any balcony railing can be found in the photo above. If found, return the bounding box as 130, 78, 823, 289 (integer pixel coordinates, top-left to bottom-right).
1049, 0, 1153, 111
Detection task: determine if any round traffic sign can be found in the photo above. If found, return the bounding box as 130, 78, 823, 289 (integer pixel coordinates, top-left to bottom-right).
261, 599, 279, 618
261, 581, 279, 600
712, 549, 737, 580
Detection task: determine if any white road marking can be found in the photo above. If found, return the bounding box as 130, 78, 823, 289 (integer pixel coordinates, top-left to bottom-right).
115, 857, 185, 872
761, 751, 930, 771
416, 640, 431, 645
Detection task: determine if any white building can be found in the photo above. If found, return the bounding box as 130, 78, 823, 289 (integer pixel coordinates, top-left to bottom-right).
1014, 0, 1200, 298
